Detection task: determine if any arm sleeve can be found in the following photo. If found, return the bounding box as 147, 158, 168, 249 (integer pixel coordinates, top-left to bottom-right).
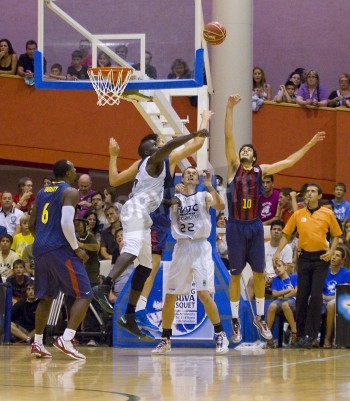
61, 205, 79, 250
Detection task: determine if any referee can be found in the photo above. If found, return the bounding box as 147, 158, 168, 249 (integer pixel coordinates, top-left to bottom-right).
273, 183, 342, 348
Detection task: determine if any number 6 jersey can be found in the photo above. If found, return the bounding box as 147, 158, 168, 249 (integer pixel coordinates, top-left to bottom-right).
170, 191, 212, 240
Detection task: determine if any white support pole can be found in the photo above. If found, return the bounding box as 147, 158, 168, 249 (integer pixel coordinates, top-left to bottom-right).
37, 0, 45, 51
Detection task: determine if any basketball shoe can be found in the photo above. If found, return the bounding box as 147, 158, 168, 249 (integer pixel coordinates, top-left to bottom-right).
92, 284, 114, 314
151, 338, 171, 355
231, 318, 242, 343
53, 336, 86, 360
253, 316, 272, 340
31, 342, 52, 359
118, 313, 155, 342
135, 310, 159, 332
215, 331, 229, 354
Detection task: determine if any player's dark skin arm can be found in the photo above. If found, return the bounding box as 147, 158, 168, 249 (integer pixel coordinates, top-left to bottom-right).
146, 130, 209, 177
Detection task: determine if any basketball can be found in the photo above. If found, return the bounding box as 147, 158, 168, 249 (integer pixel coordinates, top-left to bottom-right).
203, 21, 227, 45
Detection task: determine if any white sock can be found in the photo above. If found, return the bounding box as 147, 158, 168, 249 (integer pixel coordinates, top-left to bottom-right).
34, 334, 43, 345
230, 301, 240, 319
135, 296, 147, 313
63, 328, 76, 342
256, 297, 265, 317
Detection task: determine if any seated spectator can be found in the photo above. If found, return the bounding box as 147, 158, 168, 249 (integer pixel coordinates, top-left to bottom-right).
84, 211, 102, 244
258, 174, 280, 225
332, 182, 350, 224
43, 176, 53, 186
275, 188, 301, 225
45, 63, 66, 80
134, 50, 157, 79
70, 39, 92, 68
22, 243, 35, 277
0, 38, 17, 75
10, 280, 39, 343
328, 73, 350, 108
97, 51, 112, 67
100, 206, 122, 260
13, 176, 35, 213
0, 191, 24, 236
6, 259, 31, 304
0, 234, 20, 278
252, 66, 272, 111
294, 67, 307, 84
67, 50, 89, 80
288, 71, 301, 89
109, 228, 134, 303
91, 192, 109, 231
322, 247, 350, 348
76, 174, 96, 218
16, 40, 46, 86
274, 80, 297, 104
11, 214, 34, 257
266, 260, 298, 348
296, 70, 328, 107
216, 213, 229, 269
167, 58, 192, 79
104, 186, 123, 212
115, 43, 134, 66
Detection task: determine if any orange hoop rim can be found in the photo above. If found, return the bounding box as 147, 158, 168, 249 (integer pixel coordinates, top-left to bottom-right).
88, 66, 133, 81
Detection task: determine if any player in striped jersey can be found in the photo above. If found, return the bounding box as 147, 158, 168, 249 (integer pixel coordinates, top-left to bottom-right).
225, 94, 325, 343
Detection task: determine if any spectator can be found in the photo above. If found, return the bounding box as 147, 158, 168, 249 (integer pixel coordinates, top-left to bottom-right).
0, 38, 17, 75
84, 211, 101, 243
294, 67, 307, 84
266, 259, 298, 348
22, 243, 35, 277
10, 280, 39, 343
6, 259, 31, 304
258, 174, 280, 225
91, 192, 108, 231
100, 206, 122, 260
322, 246, 350, 348
71, 38, 92, 68
11, 214, 34, 257
0, 234, 20, 278
332, 182, 350, 224
76, 174, 95, 218
43, 176, 53, 187
134, 50, 157, 79
252, 66, 272, 101
45, 63, 66, 80
16, 40, 46, 86
13, 176, 35, 213
216, 213, 229, 269
288, 71, 301, 89
97, 51, 112, 67
328, 73, 350, 108
103, 186, 123, 212
274, 80, 297, 104
115, 43, 134, 66
275, 187, 300, 225
0, 191, 24, 236
67, 50, 89, 80
296, 70, 328, 107
167, 58, 192, 79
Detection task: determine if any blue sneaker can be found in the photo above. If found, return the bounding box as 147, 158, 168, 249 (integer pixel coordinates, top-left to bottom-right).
135, 310, 159, 332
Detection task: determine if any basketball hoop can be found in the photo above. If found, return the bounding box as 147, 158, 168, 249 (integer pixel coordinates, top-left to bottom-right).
88, 67, 133, 106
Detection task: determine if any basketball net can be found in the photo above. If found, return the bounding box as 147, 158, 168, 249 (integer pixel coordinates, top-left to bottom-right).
88, 67, 133, 106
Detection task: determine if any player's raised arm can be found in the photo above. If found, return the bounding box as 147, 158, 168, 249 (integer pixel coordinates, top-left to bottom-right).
109, 137, 139, 186
261, 131, 326, 176
225, 95, 242, 182
203, 170, 225, 211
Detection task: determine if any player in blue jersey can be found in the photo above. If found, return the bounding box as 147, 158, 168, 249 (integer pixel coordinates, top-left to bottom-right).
225, 94, 325, 343
29, 160, 93, 360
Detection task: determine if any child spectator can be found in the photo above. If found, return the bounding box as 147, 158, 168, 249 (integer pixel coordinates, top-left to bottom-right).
0, 234, 20, 279
11, 214, 34, 257
67, 50, 89, 80
167, 58, 192, 79
266, 260, 298, 348
274, 80, 297, 104
46, 63, 66, 80
6, 259, 32, 304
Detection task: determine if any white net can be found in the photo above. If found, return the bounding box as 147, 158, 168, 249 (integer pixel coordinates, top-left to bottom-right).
88, 67, 132, 106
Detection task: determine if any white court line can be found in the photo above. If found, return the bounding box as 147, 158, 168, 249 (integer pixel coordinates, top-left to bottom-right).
262, 352, 350, 369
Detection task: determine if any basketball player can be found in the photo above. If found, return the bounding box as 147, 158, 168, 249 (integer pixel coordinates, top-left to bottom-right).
225, 94, 325, 343
93, 128, 209, 339
152, 167, 229, 354
29, 160, 93, 360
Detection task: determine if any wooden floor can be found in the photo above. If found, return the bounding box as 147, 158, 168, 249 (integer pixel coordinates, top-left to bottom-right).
1, 344, 350, 401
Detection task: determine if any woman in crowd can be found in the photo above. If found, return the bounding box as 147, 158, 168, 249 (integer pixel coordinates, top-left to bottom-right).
97, 51, 112, 67
328, 73, 350, 108
296, 70, 328, 107
167, 58, 192, 79
0, 38, 17, 75
252, 66, 272, 100
13, 177, 35, 213
84, 211, 102, 245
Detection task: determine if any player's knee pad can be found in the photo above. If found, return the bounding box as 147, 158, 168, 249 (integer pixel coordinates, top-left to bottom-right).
131, 265, 152, 292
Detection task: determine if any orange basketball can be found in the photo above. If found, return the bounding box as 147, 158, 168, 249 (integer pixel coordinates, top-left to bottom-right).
203, 21, 227, 45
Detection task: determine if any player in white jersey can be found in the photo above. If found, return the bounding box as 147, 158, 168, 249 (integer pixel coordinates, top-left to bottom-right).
152, 167, 229, 355
94, 130, 209, 339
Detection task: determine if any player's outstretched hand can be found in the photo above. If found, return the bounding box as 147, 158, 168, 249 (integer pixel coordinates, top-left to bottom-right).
227, 94, 242, 108
310, 131, 326, 146
201, 110, 214, 120
109, 137, 120, 157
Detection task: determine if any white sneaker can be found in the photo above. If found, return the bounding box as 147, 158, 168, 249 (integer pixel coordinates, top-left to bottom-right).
231, 318, 242, 343
151, 338, 171, 355
31, 342, 52, 359
253, 316, 272, 340
215, 331, 229, 354
53, 336, 86, 360
87, 339, 97, 347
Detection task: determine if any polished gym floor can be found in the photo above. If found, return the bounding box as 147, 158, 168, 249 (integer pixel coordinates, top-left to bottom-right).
0, 344, 349, 401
